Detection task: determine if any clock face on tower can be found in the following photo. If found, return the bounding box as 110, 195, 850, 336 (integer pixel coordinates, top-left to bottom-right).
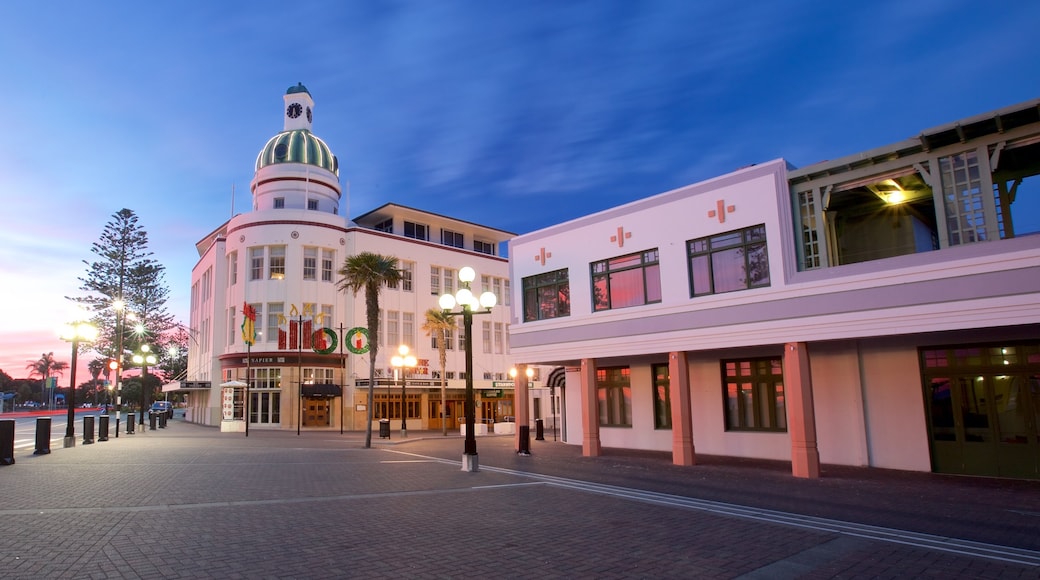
287, 103, 303, 119
306, 106, 312, 123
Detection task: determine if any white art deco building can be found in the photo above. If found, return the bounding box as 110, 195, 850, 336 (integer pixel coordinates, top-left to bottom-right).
184, 83, 527, 433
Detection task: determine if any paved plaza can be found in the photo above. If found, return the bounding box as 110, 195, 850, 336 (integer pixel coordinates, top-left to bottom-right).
2, 417, 1039, 579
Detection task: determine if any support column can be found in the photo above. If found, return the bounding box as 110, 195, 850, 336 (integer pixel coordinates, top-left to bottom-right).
784, 342, 820, 478
514, 364, 531, 454
579, 358, 600, 457
668, 351, 695, 466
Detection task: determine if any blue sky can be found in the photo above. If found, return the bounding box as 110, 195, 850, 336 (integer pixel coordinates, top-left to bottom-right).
2, 0, 1039, 378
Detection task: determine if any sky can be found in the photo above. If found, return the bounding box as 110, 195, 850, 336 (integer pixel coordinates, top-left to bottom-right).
2, 0, 1039, 383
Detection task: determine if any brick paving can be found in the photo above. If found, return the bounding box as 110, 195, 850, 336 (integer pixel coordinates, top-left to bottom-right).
1, 417, 1038, 579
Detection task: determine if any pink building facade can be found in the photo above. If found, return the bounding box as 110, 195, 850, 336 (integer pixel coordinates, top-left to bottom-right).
508, 99, 1040, 479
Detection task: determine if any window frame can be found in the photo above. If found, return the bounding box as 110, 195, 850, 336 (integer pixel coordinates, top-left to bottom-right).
722, 357, 787, 432
597, 366, 632, 427
522, 268, 570, 322
688, 225, 770, 297
591, 249, 661, 312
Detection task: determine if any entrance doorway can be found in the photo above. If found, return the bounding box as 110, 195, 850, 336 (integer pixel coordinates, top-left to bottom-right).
922, 344, 1040, 479
429, 398, 463, 430
302, 397, 331, 427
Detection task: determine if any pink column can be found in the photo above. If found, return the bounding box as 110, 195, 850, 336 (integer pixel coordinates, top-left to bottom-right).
513, 364, 530, 452
580, 358, 601, 457
784, 342, 820, 478
668, 351, 695, 466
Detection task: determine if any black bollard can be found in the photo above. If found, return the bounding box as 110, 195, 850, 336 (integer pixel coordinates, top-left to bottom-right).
114, 414, 120, 438
517, 425, 531, 456
535, 418, 545, 441
34, 417, 52, 455
159, 412, 166, 429
127, 417, 135, 434
98, 415, 109, 442
83, 415, 95, 445
0, 420, 14, 465
149, 413, 157, 431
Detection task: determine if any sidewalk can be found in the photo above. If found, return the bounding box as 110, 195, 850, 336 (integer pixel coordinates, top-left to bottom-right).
2, 418, 1038, 579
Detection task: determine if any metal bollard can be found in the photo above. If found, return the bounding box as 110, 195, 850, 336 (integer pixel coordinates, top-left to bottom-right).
1, 420, 14, 465
34, 417, 52, 455
98, 415, 109, 442
83, 415, 95, 445
149, 413, 157, 431
127, 416, 135, 435
517, 425, 531, 456
535, 418, 545, 441
159, 412, 167, 428
115, 414, 120, 438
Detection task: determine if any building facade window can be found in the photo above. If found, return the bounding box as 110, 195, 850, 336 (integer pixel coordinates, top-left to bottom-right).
307, 199, 319, 210
592, 249, 661, 311
227, 307, 236, 346
303, 368, 335, 383
722, 357, 786, 432
404, 221, 429, 241
402, 312, 414, 349
321, 249, 334, 282
248, 368, 282, 425
482, 321, 492, 354
430, 266, 441, 296
798, 191, 821, 270
269, 245, 286, 280
228, 251, 238, 286
266, 303, 283, 343
321, 304, 334, 330
249, 247, 264, 281
443, 268, 456, 296
940, 149, 990, 245
441, 229, 464, 248
652, 363, 671, 429
375, 218, 393, 233
522, 269, 570, 322
400, 261, 414, 292
274, 197, 285, 209
387, 310, 400, 347
473, 239, 495, 255
597, 367, 632, 427
494, 322, 504, 354
303, 247, 317, 280
688, 225, 770, 297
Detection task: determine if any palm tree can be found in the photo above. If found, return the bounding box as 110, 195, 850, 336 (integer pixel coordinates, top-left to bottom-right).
337, 252, 402, 448
26, 352, 68, 405
422, 308, 454, 436
88, 357, 106, 407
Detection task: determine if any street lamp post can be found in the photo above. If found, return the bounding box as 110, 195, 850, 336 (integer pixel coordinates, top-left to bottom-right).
60, 322, 98, 448
132, 345, 156, 426
438, 266, 497, 472
390, 344, 417, 439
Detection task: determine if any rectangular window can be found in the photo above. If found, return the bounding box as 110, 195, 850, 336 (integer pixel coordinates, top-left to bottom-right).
228, 307, 236, 346
402, 312, 414, 349
688, 225, 770, 297
266, 303, 283, 343
387, 310, 400, 347
652, 364, 671, 429
319, 304, 333, 329
401, 261, 414, 292
404, 221, 429, 241
592, 249, 661, 311
523, 269, 570, 321
457, 319, 466, 350
303, 247, 317, 280
482, 321, 492, 354
321, 249, 334, 282
597, 367, 632, 427
443, 268, 456, 296
473, 240, 495, 255
441, 229, 464, 248
430, 266, 441, 296
494, 322, 504, 354
228, 251, 238, 286
249, 247, 264, 281
375, 218, 393, 233
269, 246, 286, 280
274, 197, 285, 209
722, 357, 786, 432
798, 191, 821, 270
307, 199, 319, 210
492, 278, 502, 305
503, 279, 510, 306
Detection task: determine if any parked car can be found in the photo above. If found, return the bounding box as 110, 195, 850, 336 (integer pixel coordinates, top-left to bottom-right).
149, 401, 173, 420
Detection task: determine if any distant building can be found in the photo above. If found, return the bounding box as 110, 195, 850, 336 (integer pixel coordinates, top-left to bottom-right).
185, 83, 526, 433
508, 98, 1040, 479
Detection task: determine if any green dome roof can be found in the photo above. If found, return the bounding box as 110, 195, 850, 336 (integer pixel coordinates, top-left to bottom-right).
286, 82, 310, 95
255, 130, 338, 175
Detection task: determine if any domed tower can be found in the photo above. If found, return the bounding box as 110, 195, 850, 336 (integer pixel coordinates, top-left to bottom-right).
251, 82, 342, 214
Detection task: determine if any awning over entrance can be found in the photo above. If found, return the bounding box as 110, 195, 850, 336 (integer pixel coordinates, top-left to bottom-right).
302, 384, 342, 397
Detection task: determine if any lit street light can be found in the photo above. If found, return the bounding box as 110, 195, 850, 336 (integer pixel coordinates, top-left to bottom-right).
438, 266, 497, 472
390, 344, 417, 438
132, 345, 157, 426
60, 321, 98, 448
